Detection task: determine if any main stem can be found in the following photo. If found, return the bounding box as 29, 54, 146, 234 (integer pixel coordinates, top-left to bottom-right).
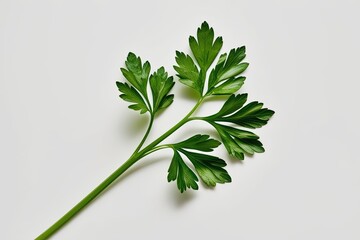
36, 97, 204, 240
35, 154, 141, 240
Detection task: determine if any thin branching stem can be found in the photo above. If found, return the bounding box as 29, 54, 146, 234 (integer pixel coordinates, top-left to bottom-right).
132, 114, 154, 155
35, 97, 204, 240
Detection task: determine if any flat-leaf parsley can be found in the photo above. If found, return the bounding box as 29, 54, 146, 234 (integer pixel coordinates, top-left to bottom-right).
36, 21, 274, 240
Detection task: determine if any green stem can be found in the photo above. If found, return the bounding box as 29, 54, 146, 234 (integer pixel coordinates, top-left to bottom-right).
141, 144, 171, 157
137, 97, 204, 156
36, 97, 204, 240
132, 114, 154, 155
188, 116, 203, 121
35, 154, 141, 240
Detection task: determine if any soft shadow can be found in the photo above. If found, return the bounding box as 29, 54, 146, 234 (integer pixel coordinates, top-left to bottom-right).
53, 156, 169, 235
167, 185, 197, 208
176, 123, 218, 138
178, 86, 199, 101
117, 112, 149, 138
104, 155, 198, 208
226, 148, 256, 164
199, 181, 215, 190
245, 153, 255, 159
121, 156, 167, 179
227, 153, 246, 164
106, 155, 168, 193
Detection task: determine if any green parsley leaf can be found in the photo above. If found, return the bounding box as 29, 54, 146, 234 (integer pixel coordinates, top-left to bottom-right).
202, 94, 274, 159
189, 21, 223, 72
207, 94, 274, 129
208, 94, 248, 118
207, 47, 249, 95
172, 134, 221, 152
116, 82, 149, 114
168, 134, 230, 192
149, 67, 175, 113
174, 21, 223, 95
210, 76, 246, 95
167, 150, 199, 193
174, 23, 249, 97
179, 149, 231, 187
120, 52, 150, 97
173, 51, 200, 92
212, 123, 264, 160
118, 53, 174, 115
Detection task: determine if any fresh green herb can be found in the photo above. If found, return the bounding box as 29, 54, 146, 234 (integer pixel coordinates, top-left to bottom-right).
36, 21, 274, 239
167, 134, 230, 192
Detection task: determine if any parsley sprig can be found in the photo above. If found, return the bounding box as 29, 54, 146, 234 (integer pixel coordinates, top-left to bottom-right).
36, 21, 274, 239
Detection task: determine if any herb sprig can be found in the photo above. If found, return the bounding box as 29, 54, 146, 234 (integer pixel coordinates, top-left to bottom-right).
36, 21, 274, 239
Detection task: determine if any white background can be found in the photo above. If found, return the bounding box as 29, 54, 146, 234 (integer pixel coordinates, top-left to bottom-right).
1, 0, 360, 239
